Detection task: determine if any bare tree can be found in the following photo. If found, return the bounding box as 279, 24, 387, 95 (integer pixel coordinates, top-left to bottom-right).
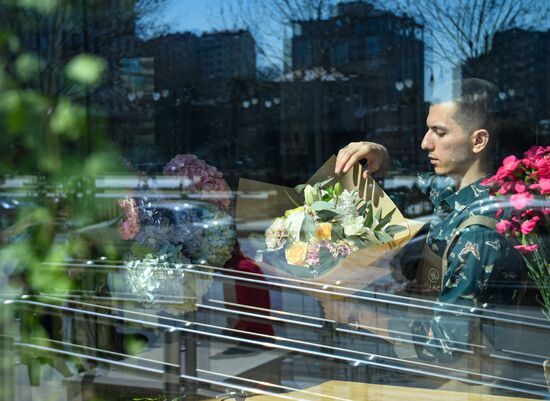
395, 0, 550, 68
217, 0, 345, 74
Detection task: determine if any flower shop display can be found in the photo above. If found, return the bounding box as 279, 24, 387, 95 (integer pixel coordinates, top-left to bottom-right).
482, 145, 550, 391
119, 155, 236, 313
482, 145, 550, 318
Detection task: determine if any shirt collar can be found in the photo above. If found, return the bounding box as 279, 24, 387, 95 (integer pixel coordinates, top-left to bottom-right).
442, 175, 491, 212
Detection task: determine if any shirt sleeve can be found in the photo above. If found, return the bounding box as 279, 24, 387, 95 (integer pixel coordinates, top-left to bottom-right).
419, 228, 524, 363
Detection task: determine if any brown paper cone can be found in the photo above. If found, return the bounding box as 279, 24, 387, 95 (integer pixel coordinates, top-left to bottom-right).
236, 156, 424, 298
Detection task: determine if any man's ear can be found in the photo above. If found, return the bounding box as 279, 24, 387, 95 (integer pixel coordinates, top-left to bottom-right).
471, 129, 489, 154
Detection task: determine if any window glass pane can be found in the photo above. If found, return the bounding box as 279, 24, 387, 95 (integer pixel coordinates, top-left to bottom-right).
1, 1, 549, 400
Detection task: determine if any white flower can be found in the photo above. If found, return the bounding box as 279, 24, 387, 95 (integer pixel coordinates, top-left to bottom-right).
284, 208, 305, 241
304, 185, 319, 206
265, 217, 288, 250
336, 189, 360, 217
342, 215, 367, 236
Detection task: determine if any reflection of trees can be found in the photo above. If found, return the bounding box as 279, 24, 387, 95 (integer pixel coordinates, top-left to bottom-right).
392, 0, 550, 71
219, 0, 366, 73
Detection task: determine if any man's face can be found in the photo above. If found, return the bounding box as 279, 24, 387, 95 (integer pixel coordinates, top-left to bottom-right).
421, 102, 475, 177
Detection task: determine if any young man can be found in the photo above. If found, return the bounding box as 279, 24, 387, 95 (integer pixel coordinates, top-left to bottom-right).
334, 79, 524, 363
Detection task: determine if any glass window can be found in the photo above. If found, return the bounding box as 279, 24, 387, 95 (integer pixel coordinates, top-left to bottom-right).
1, 1, 550, 400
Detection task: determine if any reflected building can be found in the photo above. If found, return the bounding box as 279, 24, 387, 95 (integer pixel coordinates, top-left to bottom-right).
461, 28, 550, 146
132, 30, 261, 180
281, 1, 426, 181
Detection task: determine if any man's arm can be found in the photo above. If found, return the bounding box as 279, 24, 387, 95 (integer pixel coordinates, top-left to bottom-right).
417, 228, 524, 363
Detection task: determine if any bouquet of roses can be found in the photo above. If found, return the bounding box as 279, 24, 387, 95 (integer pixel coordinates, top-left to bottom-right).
119, 155, 235, 312
237, 156, 423, 294
482, 145, 550, 317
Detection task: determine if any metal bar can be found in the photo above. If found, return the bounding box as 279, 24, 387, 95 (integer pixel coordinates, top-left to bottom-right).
196, 303, 324, 328
163, 328, 182, 399
184, 312, 198, 396
39, 262, 550, 328
208, 298, 334, 323
17, 297, 547, 390
0, 301, 15, 401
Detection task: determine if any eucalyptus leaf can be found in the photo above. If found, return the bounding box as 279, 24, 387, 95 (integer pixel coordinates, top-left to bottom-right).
375, 231, 393, 243
311, 201, 335, 211
331, 224, 344, 240
384, 224, 407, 236
376, 207, 397, 230
300, 214, 316, 241
316, 209, 339, 221
364, 203, 374, 228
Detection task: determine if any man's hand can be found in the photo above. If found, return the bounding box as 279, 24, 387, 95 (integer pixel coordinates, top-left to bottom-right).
335, 141, 390, 179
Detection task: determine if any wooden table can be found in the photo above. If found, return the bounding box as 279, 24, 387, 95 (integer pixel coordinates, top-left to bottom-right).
227, 380, 538, 401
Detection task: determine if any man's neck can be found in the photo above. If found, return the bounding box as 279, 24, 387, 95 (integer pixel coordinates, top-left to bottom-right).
457, 160, 490, 190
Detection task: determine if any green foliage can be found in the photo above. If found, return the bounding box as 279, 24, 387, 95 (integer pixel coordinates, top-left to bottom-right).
65, 54, 107, 87
0, 0, 131, 382
14, 53, 44, 82
49, 99, 85, 139
16, 0, 59, 14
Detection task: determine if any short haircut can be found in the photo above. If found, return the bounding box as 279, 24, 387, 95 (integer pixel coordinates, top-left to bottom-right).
432, 79, 500, 163
431, 78, 499, 134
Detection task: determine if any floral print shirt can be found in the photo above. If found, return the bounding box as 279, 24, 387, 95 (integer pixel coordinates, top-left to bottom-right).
414, 173, 524, 363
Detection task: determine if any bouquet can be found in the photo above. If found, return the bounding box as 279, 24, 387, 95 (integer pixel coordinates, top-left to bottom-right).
237, 156, 423, 296
482, 145, 550, 318
264, 178, 407, 277
119, 155, 236, 313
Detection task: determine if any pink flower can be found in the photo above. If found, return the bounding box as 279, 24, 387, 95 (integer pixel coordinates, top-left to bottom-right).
118, 197, 140, 240
514, 181, 527, 193
524, 146, 546, 159
520, 216, 540, 235
481, 176, 497, 186
513, 244, 538, 254
495, 219, 513, 235
496, 208, 503, 219
495, 155, 520, 180
510, 192, 533, 210
119, 218, 140, 240
163, 154, 232, 210
529, 178, 550, 195
497, 181, 513, 195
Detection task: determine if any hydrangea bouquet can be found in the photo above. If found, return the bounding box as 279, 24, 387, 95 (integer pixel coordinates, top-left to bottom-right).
482, 145, 550, 318
119, 155, 235, 313
237, 156, 423, 293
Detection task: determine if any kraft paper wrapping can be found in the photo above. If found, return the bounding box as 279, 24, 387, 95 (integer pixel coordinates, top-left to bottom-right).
236, 156, 424, 303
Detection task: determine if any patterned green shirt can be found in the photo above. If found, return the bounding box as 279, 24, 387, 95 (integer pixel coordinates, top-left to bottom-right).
414, 173, 524, 363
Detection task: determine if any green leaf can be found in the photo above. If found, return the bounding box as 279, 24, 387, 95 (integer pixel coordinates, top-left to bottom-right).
18, 0, 58, 14
321, 193, 332, 202
364, 203, 374, 228
311, 201, 335, 211
300, 214, 316, 241
375, 231, 393, 243
375, 207, 382, 223
376, 207, 397, 230
65, 54, 106, 87
384, 224, 407, 236
50, 99, 85, 139
316, 209, 339, 221
331, 224, 344, 240
294, 183, 307, 193
15, 53, 43, 82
